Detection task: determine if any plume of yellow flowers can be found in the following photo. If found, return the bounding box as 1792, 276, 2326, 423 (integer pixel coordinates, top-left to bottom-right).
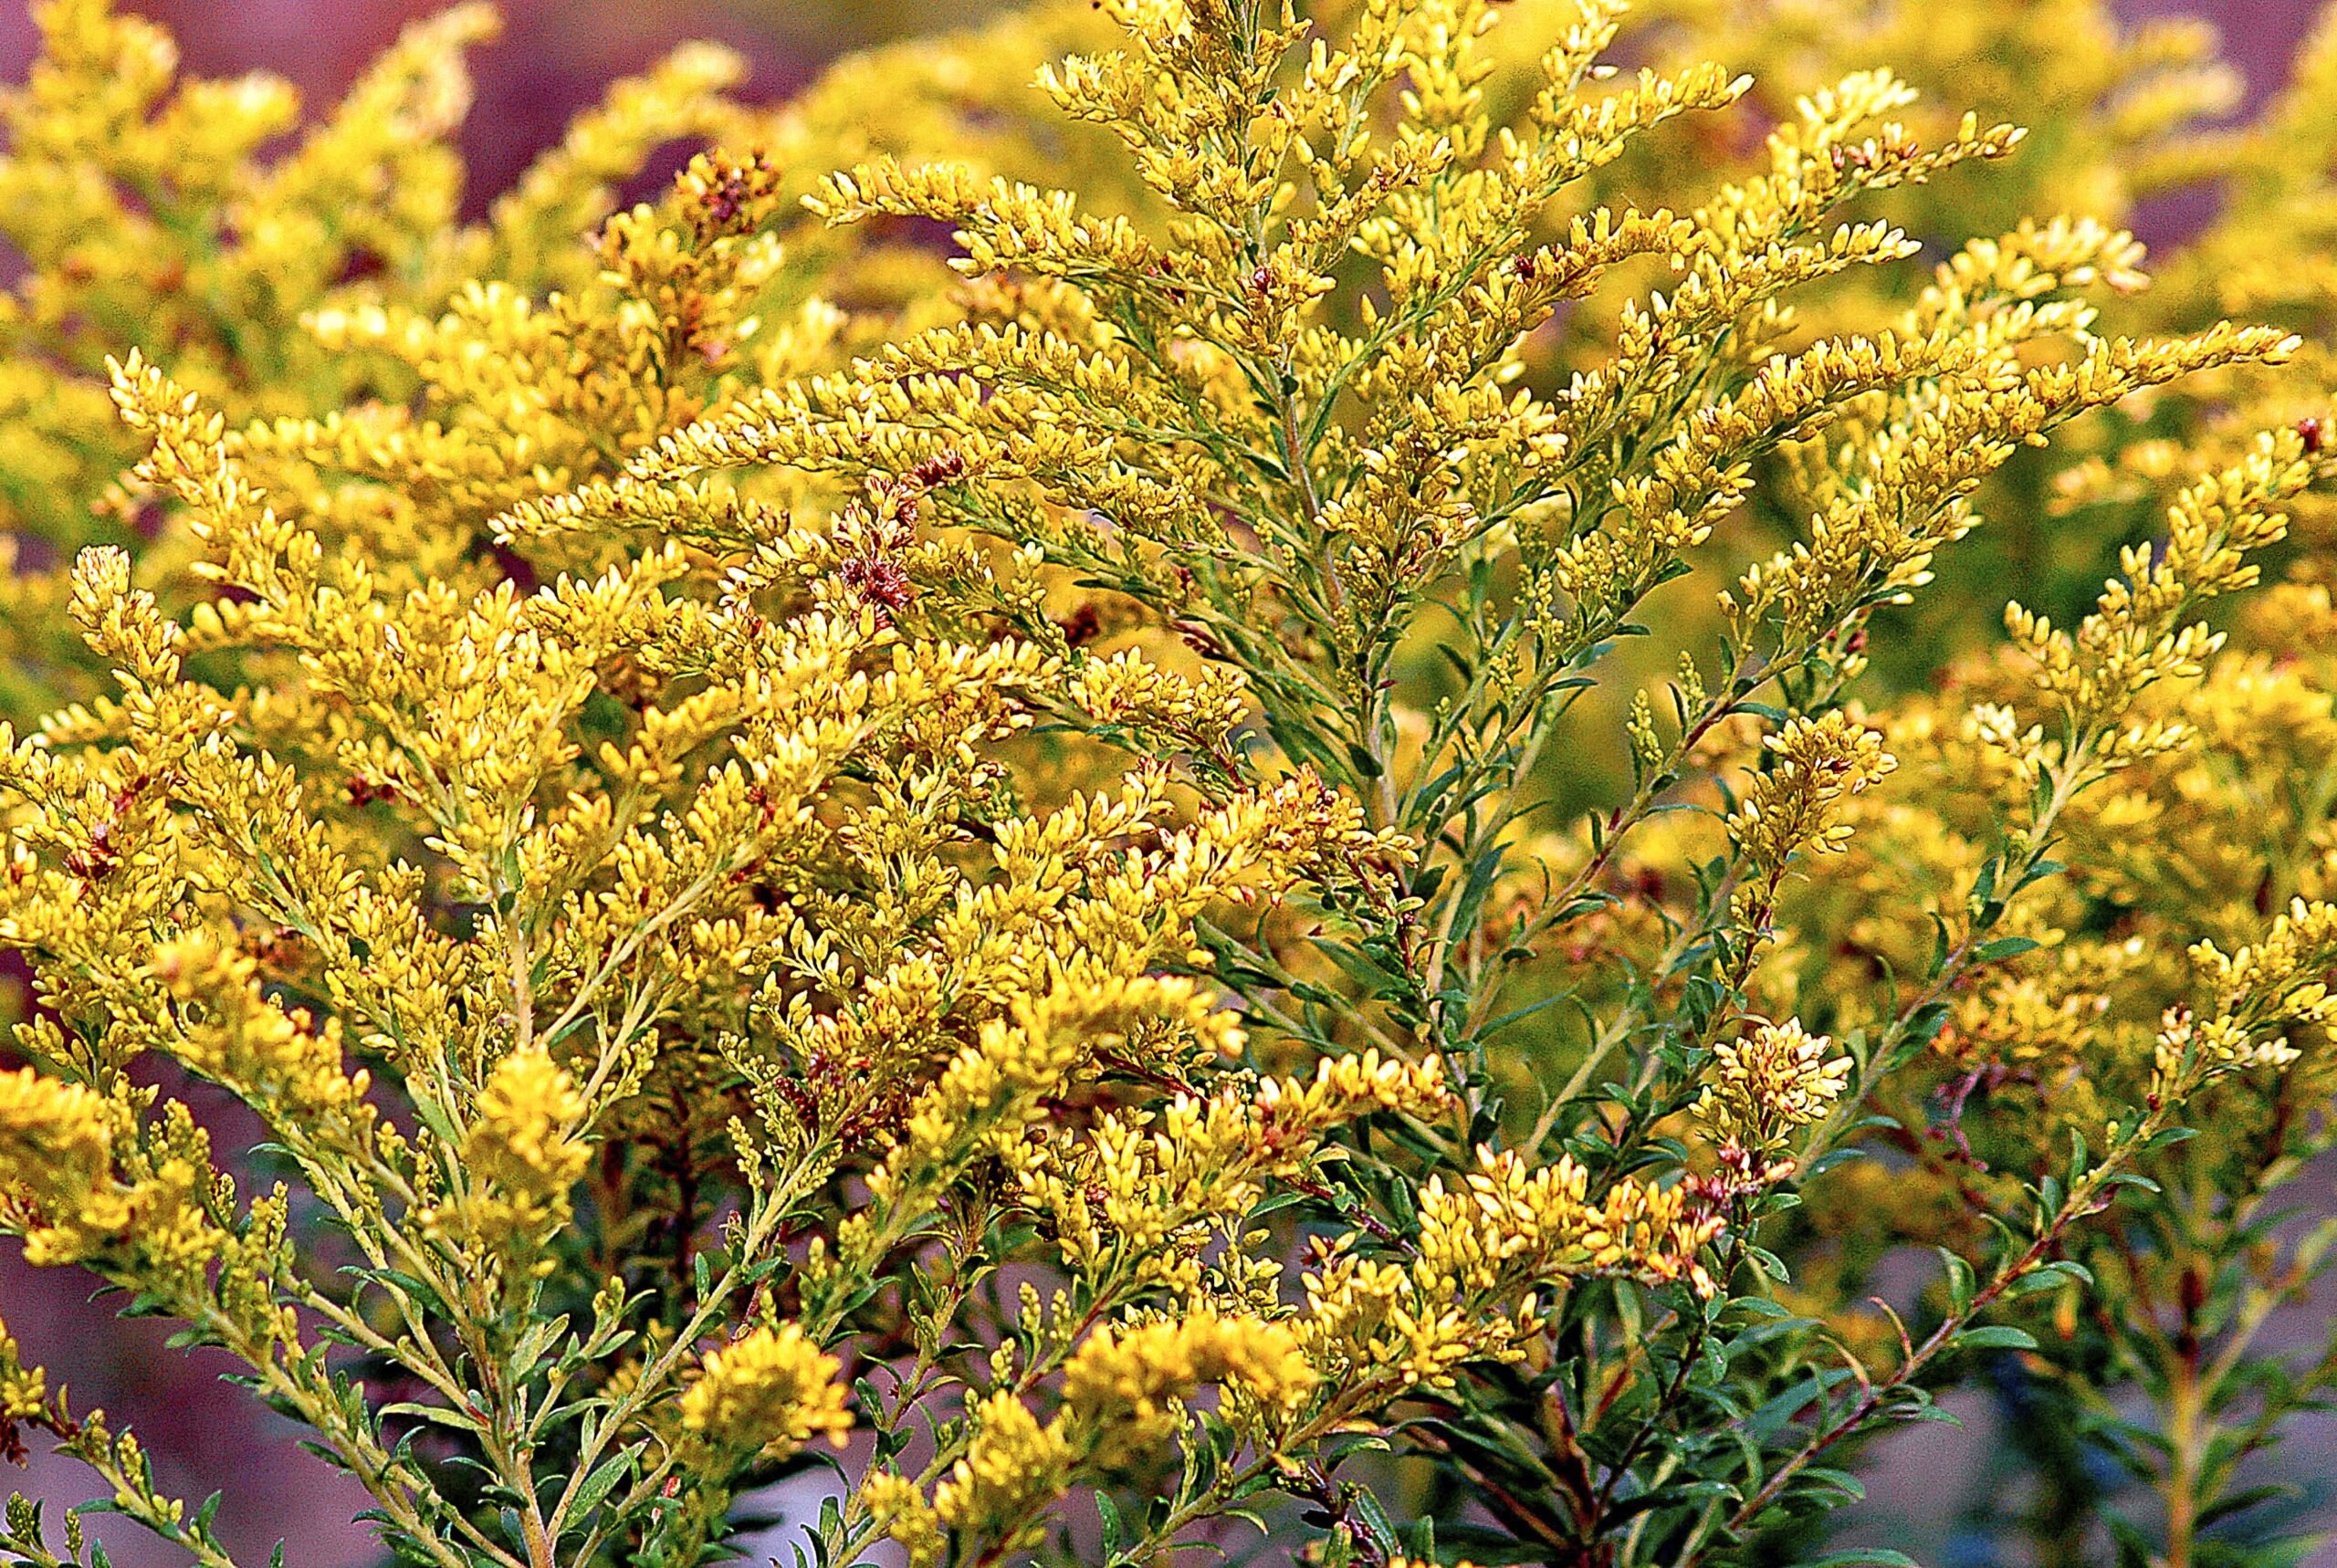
1695, 1019, 1854, 1151
0, 1069, 125, 1267
678, 1322, 853, 1463
424, 1046, 592, 1273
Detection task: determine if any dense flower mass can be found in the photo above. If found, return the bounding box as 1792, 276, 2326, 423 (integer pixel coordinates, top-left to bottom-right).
1695, 1019, 1853, 1149
678, 1322, 854, 1462
4, 0, 2337, 1564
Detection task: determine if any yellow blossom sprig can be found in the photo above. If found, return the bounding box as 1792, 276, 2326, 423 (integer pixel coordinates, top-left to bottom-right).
1691, 893, 2337, 1564
2148, 899, 2337, 1105
1294, 1147, 1722, 1400
866, 1310, 1318, 1568
417, 1045, 591, 1277
1726, 713, 1900, 874
1694, 1019, 1853, 1154
678, 1321, 853, 1464
0, 1395, 252, 1568
1002, 1050, 1452, 1297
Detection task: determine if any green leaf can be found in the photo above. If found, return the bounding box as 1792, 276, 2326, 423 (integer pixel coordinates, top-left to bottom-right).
2196, 1481, 2298, 1528
566, 1451, 635, 1525
1605, 1479, 1737, 1522
1953, 1325, 2038, 1353
1938, 1249, 1976, 1315
1096, 1490, 1125, 1559
1348, 1487, 1401, 1558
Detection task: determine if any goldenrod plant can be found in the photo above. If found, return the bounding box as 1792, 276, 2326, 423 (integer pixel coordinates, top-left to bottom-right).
5, 2, 2337, 1566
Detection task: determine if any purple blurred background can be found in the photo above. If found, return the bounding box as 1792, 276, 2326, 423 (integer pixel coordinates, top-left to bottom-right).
0, 0, 996, 216
0, 1, 2329, 1564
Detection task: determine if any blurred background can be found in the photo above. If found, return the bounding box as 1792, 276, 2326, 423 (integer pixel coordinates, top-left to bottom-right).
0, 1, 2329, 1564
0, 0, 991, 217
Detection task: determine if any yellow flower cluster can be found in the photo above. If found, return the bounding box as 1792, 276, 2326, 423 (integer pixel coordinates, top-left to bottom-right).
904, 1311, 1315, 1558
0, 1067, 220, 1294
0, 1068, 129, 1266
431, 1047, 592, 1272
1293, 1148, 1722, 1395
0, 1311, 43, 1479
1727, 713, 1900, 877
678, 1322, 853, 1463
2146, 900, 2337, 1103
150, 938, 376, 1140
0, 1316, 40, 1427
1421, 1149, 1721, 1301
1061, 1311, 1317, 1430
1007, 1050, 1451, 1294
1695, 1019, 1854, 1151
